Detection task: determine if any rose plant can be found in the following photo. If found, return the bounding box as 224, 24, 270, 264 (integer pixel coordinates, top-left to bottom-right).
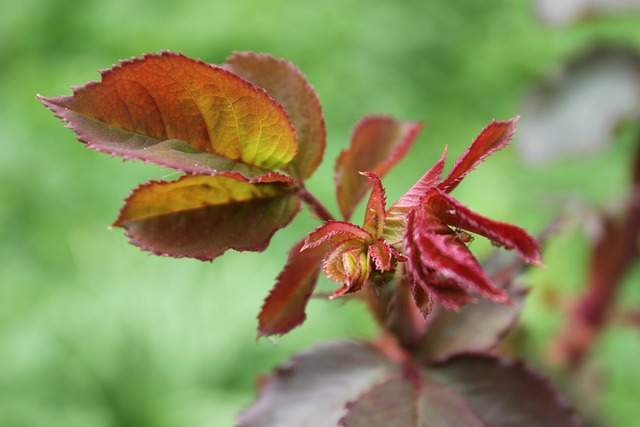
39, 51, 581, 426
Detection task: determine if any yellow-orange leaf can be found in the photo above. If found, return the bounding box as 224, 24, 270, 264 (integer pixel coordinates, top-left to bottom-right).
39, 52, 298, 173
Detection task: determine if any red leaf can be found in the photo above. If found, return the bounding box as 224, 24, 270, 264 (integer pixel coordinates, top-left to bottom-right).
114, 174, 299, 260
240, 341, 580, 427
39, 52, 298, 175
418, 286, 527, 362
257, 239, 327, 337
404, 204, 509, 310
428, 189, 542, 265
439, 117, 517, 194
340, 376, 486, 427
369, 239, 393, 272
302, 221, 372, 251
321, 241, 369, 298
335, 116, 423, 220
361, 172, 387, 239
225, 52, 326, 180
237, 341, 394, 427
390, 146, 447, 214
383, 147, 447, 244
427, 355, 582, 427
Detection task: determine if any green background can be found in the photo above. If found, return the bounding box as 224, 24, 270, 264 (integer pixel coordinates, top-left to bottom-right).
2, 0, 640, 425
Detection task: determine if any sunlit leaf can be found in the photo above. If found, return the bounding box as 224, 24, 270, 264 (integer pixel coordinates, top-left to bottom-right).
114, 174, 299, 260
39, 52, 298, 175
225, 52, 326, 180
336, 116, 423, 220
258, 240, 326, 337
439, 118, 517, 194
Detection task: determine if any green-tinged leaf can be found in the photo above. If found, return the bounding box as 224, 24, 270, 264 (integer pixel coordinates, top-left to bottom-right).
225, 52, 326, 180
258, 240, 327, 337
339, 376, 486, 427
336, 116, 423, 220
114, 174, 299, 260
237, 341, 394, 427
39, 52, 298, 174
427, 355, 582, 427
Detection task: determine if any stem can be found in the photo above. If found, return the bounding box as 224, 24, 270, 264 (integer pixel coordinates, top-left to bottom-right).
297, 184, 336, 222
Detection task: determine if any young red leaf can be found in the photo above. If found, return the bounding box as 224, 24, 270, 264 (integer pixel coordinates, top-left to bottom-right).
439, 117, 517, 193
427, 355, 582, 427
39, 52, 298, 175
361, 172, 387, 239
404, 204, 509, 311
302, 221, 372, 251
321, 241, 370, 298
383, 147, 447, 244
257, 240, 327, 337
114, 174, 299, 260
428, 188, 542, 265
390, 146, 448, 214
368, 239, 393, 272
336, 116, 424, 220
225, 52, 326, 180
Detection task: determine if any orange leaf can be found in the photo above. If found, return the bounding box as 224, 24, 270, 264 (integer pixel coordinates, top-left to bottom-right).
39, 52, 298, 174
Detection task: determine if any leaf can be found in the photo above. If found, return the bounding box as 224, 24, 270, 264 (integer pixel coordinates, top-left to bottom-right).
518, 48, 640, 165
404, 203, 509, 311
225, 52, 326, 180
428, 189, 542, 265
361, 172, 387, 239
237, 341, 394, 427
302, 221, 372, 250
336, 116, 423, 220
383, 147, 447, 244
369, 239, 393, 272
340, 376, 486, 427
439, 118, 517, 194
114, 174, 299, 260
240, 340, 580, 427
38, 52, 298, 175
427, 354, 582, 427
418, 286, 527, 362
257, 239, 327, 337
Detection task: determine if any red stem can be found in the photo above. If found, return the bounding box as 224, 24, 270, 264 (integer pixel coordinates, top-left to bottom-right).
297, 184, 336, 222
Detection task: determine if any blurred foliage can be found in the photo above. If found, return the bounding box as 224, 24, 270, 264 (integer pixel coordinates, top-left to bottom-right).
2, 0, 640, 425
